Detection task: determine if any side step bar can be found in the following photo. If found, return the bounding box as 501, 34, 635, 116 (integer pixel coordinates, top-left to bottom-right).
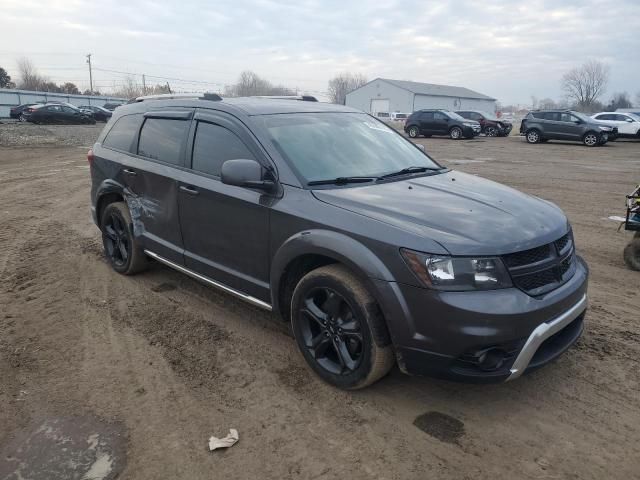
144, 250, 272, 311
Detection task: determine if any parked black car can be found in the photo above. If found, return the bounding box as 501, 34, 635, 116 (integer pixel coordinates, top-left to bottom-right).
90, 95, 588, 389
9, 103, 39, 121
102, 102, 125, 111
520, 110, 615, 146
79, 105, 113, 122
456, 110, 512, 136
404, 109, 481, 139
25, 104, 96, 125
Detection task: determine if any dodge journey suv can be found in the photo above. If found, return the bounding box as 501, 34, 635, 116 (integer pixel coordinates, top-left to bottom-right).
90, 94, 588, 389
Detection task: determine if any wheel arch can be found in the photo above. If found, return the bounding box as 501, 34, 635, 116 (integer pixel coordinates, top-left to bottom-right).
95, 180, 126, 227
270, 230, 395, 326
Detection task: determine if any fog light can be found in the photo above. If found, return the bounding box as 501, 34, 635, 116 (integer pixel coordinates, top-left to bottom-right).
477, 348, 506, 371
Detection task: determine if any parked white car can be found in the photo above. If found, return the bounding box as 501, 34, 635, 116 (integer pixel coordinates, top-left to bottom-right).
591, 112, 640, 138
390, 112, 410, 122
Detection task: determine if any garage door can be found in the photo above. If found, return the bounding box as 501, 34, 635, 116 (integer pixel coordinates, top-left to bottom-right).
370, 99, 390, 116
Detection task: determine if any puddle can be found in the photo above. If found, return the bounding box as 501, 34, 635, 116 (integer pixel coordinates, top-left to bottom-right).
413, 411, 465, 445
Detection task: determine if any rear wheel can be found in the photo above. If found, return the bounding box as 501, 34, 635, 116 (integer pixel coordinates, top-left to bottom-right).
291, 264, 395, 389
485, 126, 497, 137
101, 202, 148, 275
583, 132, 599, 147
623, 234, 640, 271
526, 129, 541, 143
449, 126, 463, 139
18, 113, 26, 122
407, 125, 420, 138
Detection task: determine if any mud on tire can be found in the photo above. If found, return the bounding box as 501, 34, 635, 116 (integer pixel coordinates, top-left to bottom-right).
290, 264, 395, 389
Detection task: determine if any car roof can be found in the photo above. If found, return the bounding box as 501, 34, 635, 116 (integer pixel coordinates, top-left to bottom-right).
115, 96, 360, 117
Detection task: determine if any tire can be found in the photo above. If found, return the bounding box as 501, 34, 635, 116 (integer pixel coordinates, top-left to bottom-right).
290, 264, 395, 389
18, 114, 26, 122
100, 202, 148, 275
407, 125, 420, 138
623, 235, 640, 271
583, 131, 599, 147
449, 126, 463, 140
526, 129, 541, 144
485, 126, 497, 137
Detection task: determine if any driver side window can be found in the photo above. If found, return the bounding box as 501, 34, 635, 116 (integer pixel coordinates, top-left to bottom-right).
434, 112, 448, 120
191, 122, 255, 177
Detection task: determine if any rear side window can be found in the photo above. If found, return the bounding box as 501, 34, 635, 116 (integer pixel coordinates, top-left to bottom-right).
531, 112, 545, 119
138, 118, 189, 165
103, 114, 143, 152
420, 112, 434, 120
191, 122, 255, 177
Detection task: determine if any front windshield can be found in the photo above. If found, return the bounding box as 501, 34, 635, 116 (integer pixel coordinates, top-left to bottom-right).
446, 111, 467, 121
260, 113, 442, 183
479, 111, 500, 121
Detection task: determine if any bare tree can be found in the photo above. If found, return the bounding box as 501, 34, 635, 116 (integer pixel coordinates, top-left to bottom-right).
61, 82, 80, 94
538, 98, 557, 110
0, 67, 14, 88
328, 72, 367, 105
16, 57, 50, 91
636, 91, 640, 107
561, 60, 609, 111
224, 71, 294, 97
608, 92, 632, 110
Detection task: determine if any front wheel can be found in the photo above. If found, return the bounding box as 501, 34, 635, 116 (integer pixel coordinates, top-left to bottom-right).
18, 114, 26, 122
526, 129, 541, 144
583, 132, 599, 147
407, 126, 420, 138
449, 126, 463, 139
101, 202, 148, 275
485, 126, 497, 137
291, 265, 395, 389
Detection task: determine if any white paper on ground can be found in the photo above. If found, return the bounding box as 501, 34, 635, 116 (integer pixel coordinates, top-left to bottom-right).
608, 216, 627, 222
208, 429, 239, 451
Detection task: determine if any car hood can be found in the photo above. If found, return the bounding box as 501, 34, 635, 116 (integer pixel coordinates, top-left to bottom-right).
312, 171, 568, 256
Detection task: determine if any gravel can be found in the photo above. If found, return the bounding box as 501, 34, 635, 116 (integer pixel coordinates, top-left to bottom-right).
0, 123, 103, 147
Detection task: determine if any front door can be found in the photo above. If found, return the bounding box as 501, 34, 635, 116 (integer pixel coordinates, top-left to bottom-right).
432, 111, 450, 134
176, 110, 271, 303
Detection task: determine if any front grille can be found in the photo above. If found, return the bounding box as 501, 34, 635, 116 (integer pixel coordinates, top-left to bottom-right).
503, 244, 552, 268
503, 231, 576, 296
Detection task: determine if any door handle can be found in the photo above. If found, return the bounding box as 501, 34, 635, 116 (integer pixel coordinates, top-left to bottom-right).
123, 168, 137, 177
179, 185, 199, 196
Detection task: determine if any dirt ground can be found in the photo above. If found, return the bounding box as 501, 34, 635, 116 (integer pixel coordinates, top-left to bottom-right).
0, 125, 639, 479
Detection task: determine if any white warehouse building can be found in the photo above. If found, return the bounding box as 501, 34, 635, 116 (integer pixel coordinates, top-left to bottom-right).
345, 78, 497, 117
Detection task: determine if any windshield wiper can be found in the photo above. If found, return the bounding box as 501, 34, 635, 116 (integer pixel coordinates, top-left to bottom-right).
377, 165, 442, 181
307, 176, 377, 186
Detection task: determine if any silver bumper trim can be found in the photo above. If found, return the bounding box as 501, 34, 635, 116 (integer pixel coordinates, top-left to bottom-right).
144, 250, 273, 311
507, 293, 587, 381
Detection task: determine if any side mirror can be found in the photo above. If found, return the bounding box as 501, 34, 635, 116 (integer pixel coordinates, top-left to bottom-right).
573, 120, 581, 124
221, 159, 275, 192
626, 118, 634, 123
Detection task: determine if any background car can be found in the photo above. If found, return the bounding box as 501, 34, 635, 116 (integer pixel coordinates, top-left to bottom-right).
78, 105, 113, 122
102, 102, 125, 111
9, 103, 39, 121
390, 112, 410, 122
616, 108, 640, 117
456, 110, 513, 136
404, 109, 481, 139
25, 104, 96, 125
592, 112, 640, 139
520, 110, 614, 146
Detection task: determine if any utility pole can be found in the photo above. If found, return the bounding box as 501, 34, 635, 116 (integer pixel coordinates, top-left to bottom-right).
142, 74, 146, 94
86, 54, 93, 94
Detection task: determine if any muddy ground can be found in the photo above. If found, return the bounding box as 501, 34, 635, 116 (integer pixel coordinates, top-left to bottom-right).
0, 125, 639, 479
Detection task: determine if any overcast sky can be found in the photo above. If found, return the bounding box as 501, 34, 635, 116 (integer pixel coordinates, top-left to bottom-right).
1, 0, 638, 105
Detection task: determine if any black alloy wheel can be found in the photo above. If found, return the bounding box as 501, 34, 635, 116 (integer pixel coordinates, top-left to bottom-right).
103, 209, 131, 269
299, 287, 363, 375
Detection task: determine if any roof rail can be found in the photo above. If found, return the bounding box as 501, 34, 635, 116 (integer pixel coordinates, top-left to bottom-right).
252, 95, 318, 102
131, 92, 223, 103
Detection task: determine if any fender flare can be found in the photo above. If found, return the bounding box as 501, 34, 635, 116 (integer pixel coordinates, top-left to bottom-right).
270, 229, 395, 315
94, 179, 126, 222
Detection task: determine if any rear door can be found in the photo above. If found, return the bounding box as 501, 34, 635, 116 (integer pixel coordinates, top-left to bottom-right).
418, 111, 434, 133
176, 110, 271, 302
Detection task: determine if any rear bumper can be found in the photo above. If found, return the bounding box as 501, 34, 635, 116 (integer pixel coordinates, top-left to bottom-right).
373, 255, 589, 383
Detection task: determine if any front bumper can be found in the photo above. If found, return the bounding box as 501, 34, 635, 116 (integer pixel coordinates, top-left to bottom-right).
373, 255, 589, 383
463, 125, 481, 137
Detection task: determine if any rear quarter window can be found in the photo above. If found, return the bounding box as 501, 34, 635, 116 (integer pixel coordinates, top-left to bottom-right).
137, 118, 190, 165
102, 114, 144, 152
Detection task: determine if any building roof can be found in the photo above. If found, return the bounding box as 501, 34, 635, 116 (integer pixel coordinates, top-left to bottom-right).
351, 78, 496, 101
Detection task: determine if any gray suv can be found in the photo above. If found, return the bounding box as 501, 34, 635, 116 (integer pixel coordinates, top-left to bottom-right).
90, 95, 588, 389
520, 110, 615, 146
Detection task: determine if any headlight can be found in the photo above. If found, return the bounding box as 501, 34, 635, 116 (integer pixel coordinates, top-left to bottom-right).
401, 249, 513, 291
